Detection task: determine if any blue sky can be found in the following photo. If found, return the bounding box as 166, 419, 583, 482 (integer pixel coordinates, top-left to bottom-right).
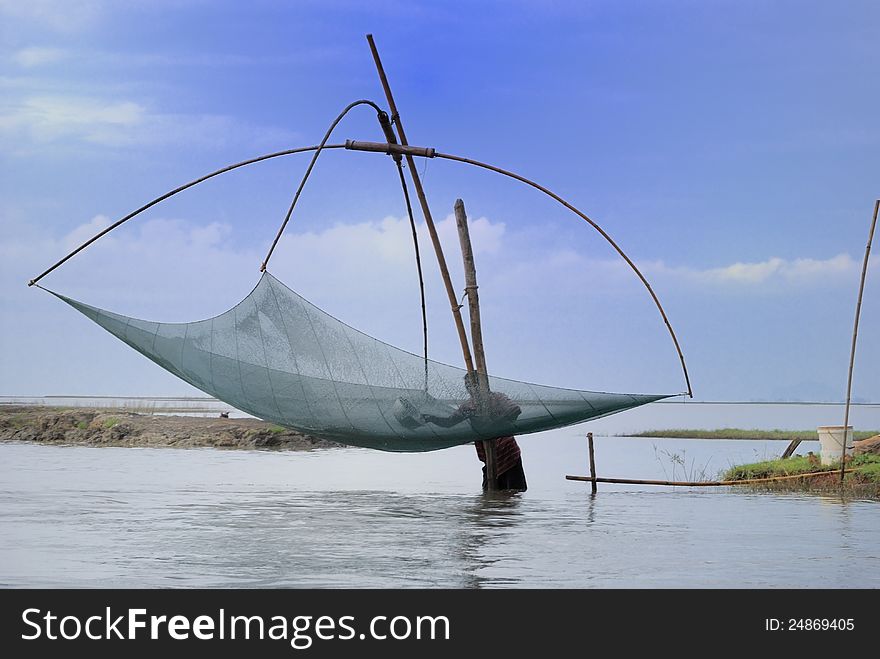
1, 0, 877, 402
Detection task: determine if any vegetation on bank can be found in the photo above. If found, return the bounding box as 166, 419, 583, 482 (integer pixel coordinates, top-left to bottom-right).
722, 453, 880, 481
721, 453, 880, 497
632, 428, 879, 441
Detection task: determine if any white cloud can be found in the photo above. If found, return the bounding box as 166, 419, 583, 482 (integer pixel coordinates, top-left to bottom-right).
0, 0, 102, 33
783, 254, 860, 279
62, 214, 111, 251
708, 257, 785, 283
4, 211, 875, 398
0, 96, 144, 145
704, 253, 857, 284
435, 213, 505, 256
0, 94, 261, 149
268, 214, 505, 309
3, 206, 862, 315
636, 253, 862, 287
12, 47, 67, 68
5, 213, 509, 323
16, 212, 864, 333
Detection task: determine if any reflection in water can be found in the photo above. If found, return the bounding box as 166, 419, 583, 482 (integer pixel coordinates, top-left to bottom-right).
583, 492, 598, 525
194, 491, 531, 588
455, 493, 525, 589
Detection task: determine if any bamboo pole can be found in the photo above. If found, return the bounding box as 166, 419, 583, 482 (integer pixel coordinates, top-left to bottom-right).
566, 469, 856, 487
780, 438, 802, 460
587, 432, 597, 494
365, 34, 475, 375
434, 151, 693, 398
454, 199, 497, 490
28, 144, 348, 287
840, 199, 879, 482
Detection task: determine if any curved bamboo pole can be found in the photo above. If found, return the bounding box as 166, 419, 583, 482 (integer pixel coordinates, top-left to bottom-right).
434, 151, 693, 398
28, 144, 347, 287
261, 99, 383, 272
840, 199, 879, 482
28, 131, 692, 399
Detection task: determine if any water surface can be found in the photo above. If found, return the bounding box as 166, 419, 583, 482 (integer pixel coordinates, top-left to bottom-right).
2, 410, 878, 588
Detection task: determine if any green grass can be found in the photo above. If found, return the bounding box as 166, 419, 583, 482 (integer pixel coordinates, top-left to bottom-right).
723, 453, 880, 484
723, 455, 827, 480
268, 425, 286, 434
856, 460, 880, 481
76, 421, 88, 430
851, 454, 880, 481
631, 428, 879, 441
102, 417, 120, 429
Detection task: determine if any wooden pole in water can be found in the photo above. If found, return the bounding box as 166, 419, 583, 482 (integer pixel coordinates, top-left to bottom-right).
587, 432, 597, 494
454, 199, 498, 491
841, 199, 879, 482
566, 470, 856, 487
365, 34, 475, 375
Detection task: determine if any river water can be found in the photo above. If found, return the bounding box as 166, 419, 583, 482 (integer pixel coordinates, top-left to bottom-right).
1, 401, 878, 588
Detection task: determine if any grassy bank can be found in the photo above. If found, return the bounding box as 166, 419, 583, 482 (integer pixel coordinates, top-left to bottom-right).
721, 454, 880, 498
631, 428, 879, 441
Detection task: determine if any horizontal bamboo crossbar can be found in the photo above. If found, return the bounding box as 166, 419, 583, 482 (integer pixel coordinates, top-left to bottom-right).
345, 140, 436, 158
565, 469, 856, 487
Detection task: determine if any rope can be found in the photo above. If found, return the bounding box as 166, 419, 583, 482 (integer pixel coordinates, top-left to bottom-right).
261, 99, 384, 272
395, 162, 429, 392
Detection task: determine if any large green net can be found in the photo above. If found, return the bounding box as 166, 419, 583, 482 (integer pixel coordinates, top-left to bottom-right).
47, 272, 669, 451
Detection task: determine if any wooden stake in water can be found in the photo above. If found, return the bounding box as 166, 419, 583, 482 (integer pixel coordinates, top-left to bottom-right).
841, 199, 879, 482
454, 199, 498, 491
588, 432, 597, 494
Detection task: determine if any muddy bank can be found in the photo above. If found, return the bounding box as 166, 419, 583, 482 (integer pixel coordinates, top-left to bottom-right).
0, 406, 339, 450
732, 472, 880, 499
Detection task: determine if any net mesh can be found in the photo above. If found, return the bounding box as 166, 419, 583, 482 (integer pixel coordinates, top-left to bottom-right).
48, 272, 669, 451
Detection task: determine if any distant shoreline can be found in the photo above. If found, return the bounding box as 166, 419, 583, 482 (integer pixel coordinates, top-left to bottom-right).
629, 428, 880, 441
0, 406, 339, 450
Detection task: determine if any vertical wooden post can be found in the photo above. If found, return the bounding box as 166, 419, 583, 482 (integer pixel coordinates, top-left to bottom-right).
587, 432, 597, 494
365, 34, 475, 375
454, 199, 488, 381
454, 199, 497, 490
841, 199, 879, 482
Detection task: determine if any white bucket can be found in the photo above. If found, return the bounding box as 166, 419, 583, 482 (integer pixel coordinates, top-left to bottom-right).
817, 425, 854, 466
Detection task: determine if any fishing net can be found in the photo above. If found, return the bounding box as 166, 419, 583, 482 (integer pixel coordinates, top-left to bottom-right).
45, 272, 668, 451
